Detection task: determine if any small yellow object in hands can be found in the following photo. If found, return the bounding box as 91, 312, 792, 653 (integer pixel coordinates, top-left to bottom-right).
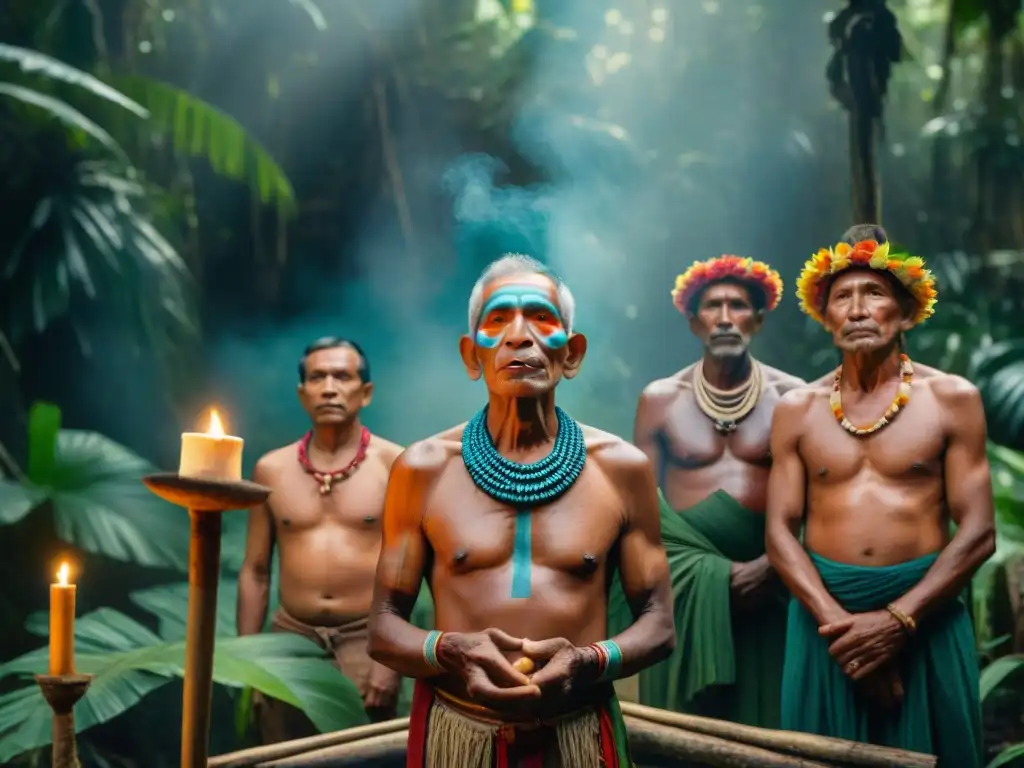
513, 656, 535, 675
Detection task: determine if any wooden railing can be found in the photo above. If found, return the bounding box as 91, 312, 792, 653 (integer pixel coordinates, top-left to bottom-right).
208, 704, 937, 767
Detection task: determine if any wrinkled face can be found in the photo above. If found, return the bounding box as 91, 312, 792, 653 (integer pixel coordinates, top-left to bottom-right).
297, 346, 372, 425
824, 270, 913, 352
459, 272, 586, 397
688, 281, 763, 359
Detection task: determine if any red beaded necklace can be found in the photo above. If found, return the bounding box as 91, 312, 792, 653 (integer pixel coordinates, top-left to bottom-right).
297, 426, 371, 495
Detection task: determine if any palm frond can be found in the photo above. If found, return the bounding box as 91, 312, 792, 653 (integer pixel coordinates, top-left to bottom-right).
0, 43, 147, 118
1, 158, 195, 353
112, 75, 296, 214
0, 83, 127, 161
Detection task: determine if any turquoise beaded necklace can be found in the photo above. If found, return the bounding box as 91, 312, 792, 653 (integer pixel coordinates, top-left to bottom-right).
461, 405, 587, 507
462, 405, 587, 599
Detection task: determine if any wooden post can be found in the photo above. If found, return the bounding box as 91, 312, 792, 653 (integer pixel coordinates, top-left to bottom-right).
142, 473, 271, 768
180, 511, 222, 768
35, 674, 93, 768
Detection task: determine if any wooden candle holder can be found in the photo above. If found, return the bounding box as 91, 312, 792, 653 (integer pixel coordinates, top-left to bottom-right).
35, 673, 93, 768
142, 473, 270, 768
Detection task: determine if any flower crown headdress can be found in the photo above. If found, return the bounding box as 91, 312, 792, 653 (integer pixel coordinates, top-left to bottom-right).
795, 239, 938, 327
671, 255, 783, 316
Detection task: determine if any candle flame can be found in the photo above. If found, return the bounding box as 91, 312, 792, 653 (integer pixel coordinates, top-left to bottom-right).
207, 409, 225, 437
56, 562, 70, 586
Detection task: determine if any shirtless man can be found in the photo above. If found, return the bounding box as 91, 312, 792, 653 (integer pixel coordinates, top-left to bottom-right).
767, 225, 993, 766
367, 254, 674, 767
610, 255, 802, 729
238, 337, 405, 743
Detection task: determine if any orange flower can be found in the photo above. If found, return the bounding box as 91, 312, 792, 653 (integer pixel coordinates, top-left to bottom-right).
672, 255, 783, 316
795, 239, 938, 328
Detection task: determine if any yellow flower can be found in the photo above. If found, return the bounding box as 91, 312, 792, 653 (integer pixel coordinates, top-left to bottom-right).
795, 239, 938, 329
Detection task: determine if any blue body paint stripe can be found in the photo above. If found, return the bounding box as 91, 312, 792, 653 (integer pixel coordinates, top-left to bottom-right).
510, 509, 532, 598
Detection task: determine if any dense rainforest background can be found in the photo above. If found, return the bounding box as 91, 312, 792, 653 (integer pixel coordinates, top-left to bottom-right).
0, 0, 1023, 765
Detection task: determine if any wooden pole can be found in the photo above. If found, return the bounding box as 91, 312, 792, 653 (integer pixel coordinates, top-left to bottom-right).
180, 511, 222, 768
620, 703, 937, 768
261, 732, 409, 767
142, 474, 271, 768
626, 717, 837, 767
207, 719, 411, 767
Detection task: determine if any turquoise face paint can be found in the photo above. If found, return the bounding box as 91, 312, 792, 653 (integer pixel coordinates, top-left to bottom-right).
474, 284, 568, 350
510, 509, 532, 598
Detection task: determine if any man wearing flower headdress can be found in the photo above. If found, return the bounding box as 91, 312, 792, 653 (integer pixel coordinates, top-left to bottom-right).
767, 224, 992, 766
367, 254, 675, 767
608, 254, 804, 730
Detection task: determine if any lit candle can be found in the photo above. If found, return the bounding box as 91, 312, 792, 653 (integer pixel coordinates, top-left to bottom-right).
49, 562, 76, 676
178, 409, 244, 482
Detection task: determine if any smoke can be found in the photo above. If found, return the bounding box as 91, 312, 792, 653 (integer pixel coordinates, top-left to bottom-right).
65, 2, 840, 468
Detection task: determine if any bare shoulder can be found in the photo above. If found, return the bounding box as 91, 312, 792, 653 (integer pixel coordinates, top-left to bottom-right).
760, 363, 806, 396
915, 364, 976, 395
641, 368, 693, 401
393, 426, 463, 477
583, 425, 650, 476
370, 433, 405, 467
252, 442, 298, 481
917, 367, 983, 411
776, 382, 826, 420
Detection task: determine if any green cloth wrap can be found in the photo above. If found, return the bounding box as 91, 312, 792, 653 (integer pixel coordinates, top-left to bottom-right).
608, 489, 786, 728
781, 552, 982, 767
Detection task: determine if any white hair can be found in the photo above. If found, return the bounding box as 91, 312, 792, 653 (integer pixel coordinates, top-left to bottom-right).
467, 253, 576, 334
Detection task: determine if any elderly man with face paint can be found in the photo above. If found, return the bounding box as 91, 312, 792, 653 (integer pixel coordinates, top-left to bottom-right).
767, 225, 992, 766
608, 255, 804, 730
367, 254, 674, 768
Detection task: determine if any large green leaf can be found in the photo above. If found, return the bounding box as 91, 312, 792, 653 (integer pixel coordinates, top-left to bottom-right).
45, 429, 191, 570
130, 580, 238, 640
987, 742, 1024, 768
0, 403, 192, 570
0, 478, 46, 525
0, 606, 368, 763
111, 75, 296, 215
0, 43, 147, 118
971, 342, 1024, 451
980, 654, 1024, 703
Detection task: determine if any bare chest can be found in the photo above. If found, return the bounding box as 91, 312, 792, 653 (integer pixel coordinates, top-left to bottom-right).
801, 394, 946, 483
268, 461, 388, 534
660, 388, 776, 467
424, 463, 623, 580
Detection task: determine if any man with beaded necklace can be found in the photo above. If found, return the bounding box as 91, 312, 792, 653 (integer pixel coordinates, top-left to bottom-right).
609, 254, 803, 730
238, 337, 407, 743
367, 254, 674, 767
766, 224, 992, 766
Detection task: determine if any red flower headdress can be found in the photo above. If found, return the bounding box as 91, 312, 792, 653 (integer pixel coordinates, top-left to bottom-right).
671, 255, 783, 316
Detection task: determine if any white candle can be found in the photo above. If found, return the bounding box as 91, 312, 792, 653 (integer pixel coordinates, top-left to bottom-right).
49, 562, 76, 676
179, 409, 244, 482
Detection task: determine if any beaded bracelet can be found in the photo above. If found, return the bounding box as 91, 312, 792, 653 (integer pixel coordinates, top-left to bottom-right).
591, 639, 623, 682
423, 630, 445, 672
886, 604, 917, 636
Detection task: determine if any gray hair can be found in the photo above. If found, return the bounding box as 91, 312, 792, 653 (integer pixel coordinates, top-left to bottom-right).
467, 254, 576, 334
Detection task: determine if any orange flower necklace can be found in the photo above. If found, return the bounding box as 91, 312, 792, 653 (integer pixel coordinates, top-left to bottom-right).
830, 354, 913, 436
